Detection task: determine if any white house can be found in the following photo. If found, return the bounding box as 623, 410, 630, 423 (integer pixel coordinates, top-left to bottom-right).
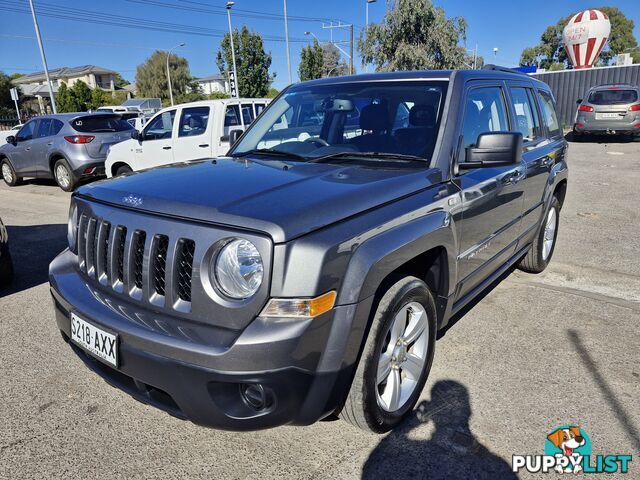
193, 74, 229, 95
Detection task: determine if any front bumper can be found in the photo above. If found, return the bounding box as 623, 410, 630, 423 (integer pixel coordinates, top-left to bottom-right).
50, 249, 366, 430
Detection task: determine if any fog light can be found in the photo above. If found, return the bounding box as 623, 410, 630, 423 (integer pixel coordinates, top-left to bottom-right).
240, 383, 266, 410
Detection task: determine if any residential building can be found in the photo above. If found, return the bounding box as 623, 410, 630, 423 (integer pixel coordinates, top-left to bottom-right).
193, 74, 229, 95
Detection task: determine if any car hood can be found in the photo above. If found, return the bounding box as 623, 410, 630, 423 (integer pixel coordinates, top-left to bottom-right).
77, 157, 442, 243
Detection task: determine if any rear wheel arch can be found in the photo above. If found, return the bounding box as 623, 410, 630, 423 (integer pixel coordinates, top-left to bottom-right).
110, 161, 132, 177
49, 152, 68, 174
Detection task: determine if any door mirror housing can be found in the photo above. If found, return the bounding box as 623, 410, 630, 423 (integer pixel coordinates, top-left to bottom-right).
459, 132, 523, 170
5, 135, 16, 145
229, 129, 244, 146
131, 129, 143, 142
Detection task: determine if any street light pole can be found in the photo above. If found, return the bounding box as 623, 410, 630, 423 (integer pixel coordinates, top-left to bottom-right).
365, 0, 376, 73
283, 0, 292, 84
226, 1, 239, 98
166, 42, 185, 106
28, 0, 56, 113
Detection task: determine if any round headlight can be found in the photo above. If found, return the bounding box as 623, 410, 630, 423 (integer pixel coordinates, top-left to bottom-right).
214, 239, 263, 299
68, 202, 78, 252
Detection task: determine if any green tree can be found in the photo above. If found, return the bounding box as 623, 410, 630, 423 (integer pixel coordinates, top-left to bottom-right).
113, 73, 130, 88
135, 50, 192, 103
71, 80, 92, 111
321, 43, 350, 77
520, 7, 637, 68
266, 87, 279, 99
216, 26, 272, 97
208, 91, 230, 100
359, 0, 468, 72
298, 40, 323, 81
89, 88, 108, 110
56, 83, 76, 112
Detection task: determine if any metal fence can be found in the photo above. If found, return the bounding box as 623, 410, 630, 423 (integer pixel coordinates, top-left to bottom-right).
531, 64, 640, 128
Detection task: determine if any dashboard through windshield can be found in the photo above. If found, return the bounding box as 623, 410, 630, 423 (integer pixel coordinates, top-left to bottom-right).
231, 80, 448, 163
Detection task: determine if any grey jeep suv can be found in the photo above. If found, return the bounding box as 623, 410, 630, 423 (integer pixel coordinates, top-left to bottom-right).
0, 113, 134, 191
573, 84, 640, 139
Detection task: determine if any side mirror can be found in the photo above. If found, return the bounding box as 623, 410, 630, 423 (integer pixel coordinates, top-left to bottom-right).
459, 132, 523, 170
576, 99, 583, 105
229, 129, 244, 146
5, 135, 16, 145
131, 130, 142, 142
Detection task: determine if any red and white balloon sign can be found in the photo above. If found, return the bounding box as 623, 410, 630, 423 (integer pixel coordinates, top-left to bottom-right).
563, 9, 611, 69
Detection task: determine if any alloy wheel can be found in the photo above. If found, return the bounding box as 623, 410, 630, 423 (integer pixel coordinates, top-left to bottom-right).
376, 301, 430, 412
2, 163, 12, 183
542, 207, 557, 261
56, 164, 70, 189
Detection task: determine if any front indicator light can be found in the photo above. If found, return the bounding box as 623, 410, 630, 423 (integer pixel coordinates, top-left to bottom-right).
260, 291, 337, 319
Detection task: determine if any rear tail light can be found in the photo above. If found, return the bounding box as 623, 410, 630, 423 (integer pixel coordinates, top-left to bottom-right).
628, 104, 640, 112
578, 105, 594, 112
64, 135, 95, 144
575, 123, 585, 129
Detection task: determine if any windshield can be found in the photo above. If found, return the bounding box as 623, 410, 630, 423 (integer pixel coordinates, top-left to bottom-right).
231, 80, 448, 162
588, 89, 638, 105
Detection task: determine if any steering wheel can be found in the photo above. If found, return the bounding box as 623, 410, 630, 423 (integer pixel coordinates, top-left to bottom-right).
303, 137, 330, 147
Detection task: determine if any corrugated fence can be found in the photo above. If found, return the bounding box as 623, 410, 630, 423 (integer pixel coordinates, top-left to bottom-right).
531, 64, 640, 127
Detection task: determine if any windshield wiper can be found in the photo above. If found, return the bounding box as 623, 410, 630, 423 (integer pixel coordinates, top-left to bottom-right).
231, 148, 307, 161
308, 151, 429, 164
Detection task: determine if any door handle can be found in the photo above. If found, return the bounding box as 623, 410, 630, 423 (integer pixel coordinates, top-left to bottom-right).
502, 169, 524, 185
198, 144, 209, 148
25, 147, 31, 151
47, 142, 53, 146
162, 146, 172, 150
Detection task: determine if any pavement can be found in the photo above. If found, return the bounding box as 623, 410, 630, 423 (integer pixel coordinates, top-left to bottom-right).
1, 139, 639, 479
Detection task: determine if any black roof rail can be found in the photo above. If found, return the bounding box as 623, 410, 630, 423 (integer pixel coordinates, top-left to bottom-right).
482, 64, 528, 76
592, 82, 636, 88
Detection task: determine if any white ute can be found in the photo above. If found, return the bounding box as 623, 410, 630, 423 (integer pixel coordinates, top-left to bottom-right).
105, 98, 270, 177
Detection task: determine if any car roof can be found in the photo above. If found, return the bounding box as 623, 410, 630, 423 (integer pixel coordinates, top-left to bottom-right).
590, 83, 639, 90
291, 68, 548, 89
151, 98, 270, 114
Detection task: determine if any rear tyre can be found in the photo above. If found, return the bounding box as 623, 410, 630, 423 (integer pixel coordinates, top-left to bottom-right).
1, 159, 22, 187
53, 159, 77, 192
340, 276, 437, 433
0, 248, 13, 288
518, 195, 560, 274
115, 165, 133, 176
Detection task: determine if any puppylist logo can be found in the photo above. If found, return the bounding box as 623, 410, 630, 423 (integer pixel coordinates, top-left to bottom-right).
512, 425, 633, 474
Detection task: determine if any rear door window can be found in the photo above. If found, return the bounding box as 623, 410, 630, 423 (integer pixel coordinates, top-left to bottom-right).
508, 87, 542, 143
241, 104, 255, 125
36, 118, 53, 138
537, 91, 562, 138
143, 110, 176, 140
588, 89, 638, 105
178, 106, 210, 137
71, 116, 133, 133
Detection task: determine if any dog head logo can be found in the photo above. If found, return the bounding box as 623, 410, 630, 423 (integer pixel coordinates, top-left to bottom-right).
547, 427, 585, 456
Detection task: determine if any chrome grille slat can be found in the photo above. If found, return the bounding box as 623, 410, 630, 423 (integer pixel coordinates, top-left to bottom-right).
78, 214, 88, 271
85, 218, 97, 277
96, 221, 111, 285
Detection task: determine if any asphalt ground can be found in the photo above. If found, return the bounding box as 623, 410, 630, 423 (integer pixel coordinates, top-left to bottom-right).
1, 138, 639, 479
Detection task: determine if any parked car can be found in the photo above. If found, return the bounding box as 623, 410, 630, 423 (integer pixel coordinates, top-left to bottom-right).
1, 124, 23, 145
105, 98, 270, 177
0, 113, 134, 191
49, 67, 568, 433
573, 84, 640, 139
0, 217, 12, 288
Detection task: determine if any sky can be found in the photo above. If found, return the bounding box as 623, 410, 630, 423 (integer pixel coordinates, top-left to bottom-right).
0, 0, 639, 91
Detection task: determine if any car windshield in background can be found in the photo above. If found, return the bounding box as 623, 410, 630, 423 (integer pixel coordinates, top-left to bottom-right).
231, 80, 448, 163
71, 115, 134, 133
588, 89, 638, 105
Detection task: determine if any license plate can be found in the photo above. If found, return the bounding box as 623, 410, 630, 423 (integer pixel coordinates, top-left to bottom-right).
70, 313, 118, 367
598, 112, 622, 119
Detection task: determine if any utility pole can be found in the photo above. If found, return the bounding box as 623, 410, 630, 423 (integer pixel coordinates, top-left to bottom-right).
365, 0, 376, 73
226, 2, 239, 98
166, 43, 185, 106
28, 0, 56, 113
283, 0, 292, 84
349, 24, 354, 75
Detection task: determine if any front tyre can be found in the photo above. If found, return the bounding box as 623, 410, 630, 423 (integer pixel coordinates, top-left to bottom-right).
518, 195, 560, 273
1, 159, 22, 187
53, 159, 77, 192
340, 276, 437, 433
115, 165, 133, 176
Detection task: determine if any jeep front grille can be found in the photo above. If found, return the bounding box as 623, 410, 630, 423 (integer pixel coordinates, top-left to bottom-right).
77, 214, 196, 310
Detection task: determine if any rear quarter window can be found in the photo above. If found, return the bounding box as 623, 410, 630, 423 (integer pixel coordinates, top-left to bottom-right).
71, 116, 133, 133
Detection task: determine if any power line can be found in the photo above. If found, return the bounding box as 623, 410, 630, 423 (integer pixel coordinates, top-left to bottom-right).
0, 33, 190, 52
0, 0, 311, 43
